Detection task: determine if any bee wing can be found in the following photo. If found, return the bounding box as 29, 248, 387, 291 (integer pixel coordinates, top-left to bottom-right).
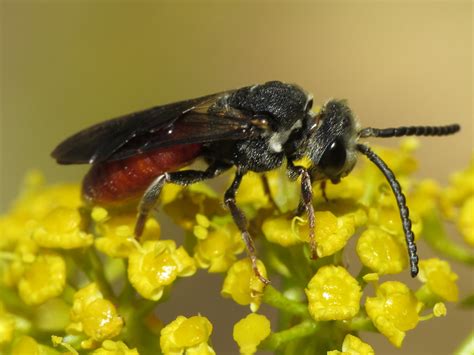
107, 111, 264, 161
52, 93, 221, 164
52, 92, 270, 164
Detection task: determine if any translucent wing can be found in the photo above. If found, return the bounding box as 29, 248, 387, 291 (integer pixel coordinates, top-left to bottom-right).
52, 90, 271, 164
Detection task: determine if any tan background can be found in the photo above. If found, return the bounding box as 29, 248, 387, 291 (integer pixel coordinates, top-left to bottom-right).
1, 1, 473, 354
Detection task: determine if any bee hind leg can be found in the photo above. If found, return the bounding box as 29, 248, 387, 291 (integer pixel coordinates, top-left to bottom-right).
135, 162, 231, 238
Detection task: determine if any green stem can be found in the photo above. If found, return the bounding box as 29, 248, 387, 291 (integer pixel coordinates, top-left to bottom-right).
261, 320, 320, 351
85, 249, 116, 302
454, 329, 474, 355
62, 284, 77, 304
459, 294, 474, 308
0, 286, 31, 315
263, 285, 310, 318
423, 212, 474, 265
350, 315, 377, 332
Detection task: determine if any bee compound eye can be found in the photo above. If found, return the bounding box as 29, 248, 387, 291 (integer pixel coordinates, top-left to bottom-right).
318, 138, 347, 177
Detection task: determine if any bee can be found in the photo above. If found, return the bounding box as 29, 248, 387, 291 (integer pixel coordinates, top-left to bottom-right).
52, 81, 460, 284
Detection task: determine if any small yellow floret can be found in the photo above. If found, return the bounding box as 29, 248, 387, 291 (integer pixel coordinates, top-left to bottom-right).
356, 228, 407, 275
128, 240, 196, 300
160, 315, 215, 355
365, 281, 422, 347
408, 179, 441, 217
11, 336, 49, 355
233, 313, 271, 355
221, 259, 267, 312
68, 283, 123, 343
18, 252, 66, 305
368, 203, 422, 242
81, 298, 124, 342
237, 172, 270, 209
298, 211, 356, 257
264, 168, 300, 213
418, 258, 459, 302
194, 222, 244, 273
33, 206, 93, 249
433, 302, 447, 317
0, 302, 15, 346
305, 266, 361, 321
90, 340, 139, 355
262, 216, 301, 247
327, 334, 375, 355
95, 212, 160, 258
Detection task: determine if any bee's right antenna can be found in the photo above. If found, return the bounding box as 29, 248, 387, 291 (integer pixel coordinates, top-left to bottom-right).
357, 122, 461, 277
359, 124, 460, 138
356, 143, 419, 277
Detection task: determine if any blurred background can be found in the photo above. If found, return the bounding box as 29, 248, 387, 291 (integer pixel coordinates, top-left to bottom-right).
1, 1, 472, 354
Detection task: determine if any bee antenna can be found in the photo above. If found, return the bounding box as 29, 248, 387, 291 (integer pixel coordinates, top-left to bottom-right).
356, 143, 419, 277
359, 124, 460, 138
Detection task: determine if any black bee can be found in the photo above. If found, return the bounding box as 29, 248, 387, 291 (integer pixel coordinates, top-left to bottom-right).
52, 81, 460, 283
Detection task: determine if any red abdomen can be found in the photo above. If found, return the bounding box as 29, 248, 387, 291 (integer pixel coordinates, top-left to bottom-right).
82, 144, 202, 204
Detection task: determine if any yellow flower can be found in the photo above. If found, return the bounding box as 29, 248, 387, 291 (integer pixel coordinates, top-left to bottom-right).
18, 251, 66, 306
264, 167, 300, 213
160, 315, 215, 355
94, 208, 161, 258
417, 258, 459, 302
368, 139, 419, 179
321, 174, 365, 202
0, 302, 15, 347
233, 313, 271, 355
305, 266, 361, 321
458, 196, 474, 246
433, 302, 447, 317
237, 172, 270, 210
163, 183, 222, 231
297, 211, 357, 257
262, 216, 301, 247
356, 227, 407, 275
365, 281, 422, 347
1, 172, 82, 256
408, 179, 442, 218
2, 236, 39, 288
32, 206, 93, 249
368, 199, 422, 241
11, 335, 59, 355
193, 218, 244, 273
91, 340, 139, 355
327, 334, 375, 355
442, 154, 474, 208
11, 172, 82, 222
68, 283, 123, 344
221, 259, 267, 312
128, 240, 196, 301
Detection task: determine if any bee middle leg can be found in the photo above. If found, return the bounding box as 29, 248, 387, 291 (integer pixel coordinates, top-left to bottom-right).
224, 167, 270, 285
135, 162, 231, 237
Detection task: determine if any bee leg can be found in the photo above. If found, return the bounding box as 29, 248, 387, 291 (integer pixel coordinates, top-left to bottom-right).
261, 174, 280, 211
320, 180, 329, 203
288, 163, 317, 259
135, 162, 231, 238
225, 168, 270, 286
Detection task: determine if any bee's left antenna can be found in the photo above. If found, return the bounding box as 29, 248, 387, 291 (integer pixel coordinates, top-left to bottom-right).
356, 143, 419, 277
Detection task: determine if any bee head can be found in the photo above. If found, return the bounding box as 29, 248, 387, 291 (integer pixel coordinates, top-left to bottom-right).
308, 99, 359, 183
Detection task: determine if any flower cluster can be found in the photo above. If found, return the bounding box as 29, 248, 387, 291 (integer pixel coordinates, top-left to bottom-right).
0, 141, 472, 354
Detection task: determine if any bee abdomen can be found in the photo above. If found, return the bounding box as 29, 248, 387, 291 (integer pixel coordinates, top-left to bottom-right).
82, 144, 202, 204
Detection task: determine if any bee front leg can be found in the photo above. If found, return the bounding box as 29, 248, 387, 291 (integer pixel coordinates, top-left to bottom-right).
135, 162, 231, 238
287, 163, 317, 260
225, 168, 270, 286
